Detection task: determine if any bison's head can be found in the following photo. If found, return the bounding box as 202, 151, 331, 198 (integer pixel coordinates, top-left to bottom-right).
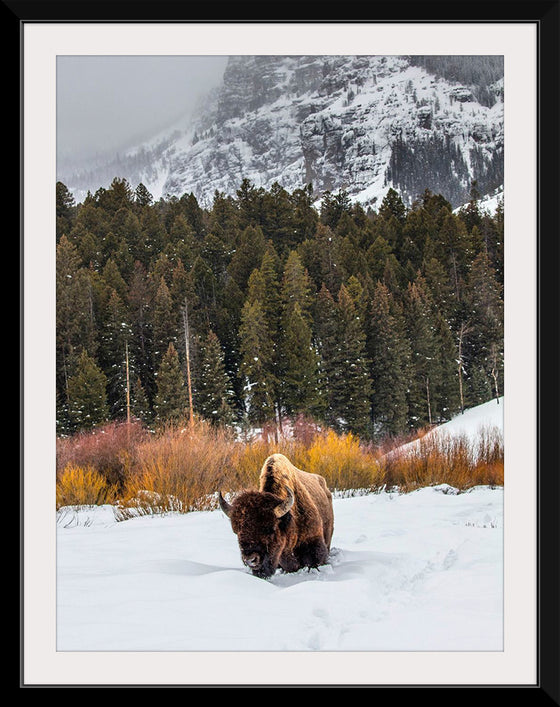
218, 489, 294, 579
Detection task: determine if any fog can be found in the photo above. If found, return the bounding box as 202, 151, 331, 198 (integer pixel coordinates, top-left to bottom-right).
57, 55, 228, 166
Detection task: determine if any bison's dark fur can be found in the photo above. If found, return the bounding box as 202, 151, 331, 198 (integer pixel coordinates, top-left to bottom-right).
219, 453, 334, 579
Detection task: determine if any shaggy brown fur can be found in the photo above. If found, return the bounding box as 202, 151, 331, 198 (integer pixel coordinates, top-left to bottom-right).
219, 453, 334, 579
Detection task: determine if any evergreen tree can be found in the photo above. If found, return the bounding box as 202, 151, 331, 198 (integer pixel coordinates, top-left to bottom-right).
366, 235, 393, 283
100, 258, 128, 302
382, 253, 406, 296
401, 207, 429, 265
238, 298, 277, 425
99, 289, 132, 418
260, 182, 297, 255
464, 251, 504, 403
217, 276, 244, 387
130, 374, 151, 424
281, 250, 313, 319
135, 182, 153, 207
337, 232, 368, 280
333, 285, 372, 437
154, 342, 188, 425
97, 177, 134, 215
379, 214, 404, 254
151, 252, 174, 289
56, 236, 98, 410
457, 180, 482, 233
379, 188, 407, 224
189, 255, 220, 333
127, 261, 155, 405
208, 190, 240, 242
56, 181, 76, 240
279, 303, 321, 418
72, 224, 101, 270
313, 284, 340, 425
170, 259, 198, 318
227, 224, 267, 293
403, 278, 443, 427
421, 256, 455, 320
313, 283, 372, 436
258, 244, 282, 331
320, 189, 352, 229
140, 207, 167, 261
66, 350, 109, 431
433, 311, 461, 420
493, 198, 504, 284
169, 214, 198, 262
236, 178, 265, 228
276, 251, 317, 415
179, 192, 206, 240
201, 232, 230, 283
300, 222, 342, 294
151, 277, 179, 369
195, 330, 236, 426
368, 281, 411, 438
345, 275, 370, 335
109, 207, 144, 270
438, 211, 471, 300
290, 184, 319, 243
73, 199, 110, 244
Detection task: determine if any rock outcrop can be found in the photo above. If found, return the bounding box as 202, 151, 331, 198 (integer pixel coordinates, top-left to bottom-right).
61, 55, 504, 210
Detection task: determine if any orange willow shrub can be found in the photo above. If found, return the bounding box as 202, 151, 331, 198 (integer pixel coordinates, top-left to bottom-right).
117, 421, 382, 514
226, 430, 381, 496
120, 419, 236, 513
379, 425, 504, 492
227, 437, 304, 491
298, 430, 382, 493
56, 464, 116, 508
56, 416, 501, 514
56, 420, 149, 487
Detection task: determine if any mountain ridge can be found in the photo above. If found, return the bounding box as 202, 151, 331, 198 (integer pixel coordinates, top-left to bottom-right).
58, 55, 504, 210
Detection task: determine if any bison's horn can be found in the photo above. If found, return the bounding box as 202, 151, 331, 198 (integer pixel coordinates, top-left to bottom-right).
218, 491, 232, 518
274, 487, 294, 518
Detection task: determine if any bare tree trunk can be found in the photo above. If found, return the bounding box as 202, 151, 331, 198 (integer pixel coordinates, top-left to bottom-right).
275, 403, 282, 444
426, 376, 432, 425
457, 321, 471, 414
490, 344, 500, 404
62, 348, 70, 403
451, 251, 460, 300
182, 297, 194, 427
125, 341, 131, 445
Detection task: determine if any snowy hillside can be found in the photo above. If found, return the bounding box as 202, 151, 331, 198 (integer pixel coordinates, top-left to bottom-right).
59, 55, 504, 210
56, 399, 504, 653
392, 397, 503, 459
426, 397, 503, 442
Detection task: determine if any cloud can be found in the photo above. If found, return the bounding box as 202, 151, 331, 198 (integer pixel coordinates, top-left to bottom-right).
57, 55, 228, 164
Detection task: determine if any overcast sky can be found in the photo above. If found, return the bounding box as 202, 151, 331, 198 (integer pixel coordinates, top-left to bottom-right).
57, 55, 228, 164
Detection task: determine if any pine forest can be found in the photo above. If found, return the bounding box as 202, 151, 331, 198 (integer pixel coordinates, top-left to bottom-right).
56, 177, 503, 443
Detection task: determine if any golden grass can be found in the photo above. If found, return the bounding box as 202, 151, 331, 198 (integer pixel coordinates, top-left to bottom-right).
56, 417, 504, 514
378, 425, 504, 493
56, 464, 117, 508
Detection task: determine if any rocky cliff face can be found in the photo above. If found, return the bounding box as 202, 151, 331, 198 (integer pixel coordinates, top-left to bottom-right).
61, 55, 504, 209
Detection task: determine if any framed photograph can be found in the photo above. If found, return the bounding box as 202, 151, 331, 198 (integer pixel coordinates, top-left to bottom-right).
18, 3, 558, 694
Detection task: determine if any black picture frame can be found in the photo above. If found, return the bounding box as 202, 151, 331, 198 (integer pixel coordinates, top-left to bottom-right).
13, 2, 558, 697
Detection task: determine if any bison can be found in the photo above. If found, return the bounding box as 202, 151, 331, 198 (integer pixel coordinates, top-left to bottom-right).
218, 453, 334, 579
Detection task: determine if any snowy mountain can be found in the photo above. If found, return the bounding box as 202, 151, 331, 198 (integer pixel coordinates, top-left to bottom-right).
59, 55, 504, 210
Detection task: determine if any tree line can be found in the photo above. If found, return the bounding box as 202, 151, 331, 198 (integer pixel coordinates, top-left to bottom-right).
56, 176, 503, 440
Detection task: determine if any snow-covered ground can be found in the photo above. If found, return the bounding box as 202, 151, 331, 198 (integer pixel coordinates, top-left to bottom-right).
56, 399, 504, 653
392, 397, 503, 458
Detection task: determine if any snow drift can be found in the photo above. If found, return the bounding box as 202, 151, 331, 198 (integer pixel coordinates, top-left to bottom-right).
56, 399, 504, 652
